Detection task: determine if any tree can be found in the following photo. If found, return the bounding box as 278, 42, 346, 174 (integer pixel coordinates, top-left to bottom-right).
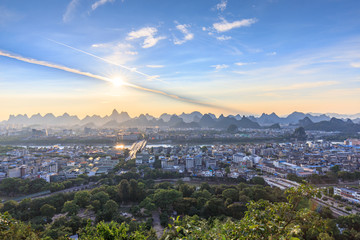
74, 191, 91, 208
164, 184, 334, 239
250, 176, 266, 186
49, 183, 65, 192
153, 158, 161, 169
203, 198, 225, 217
40, 204, 56, 218
0, 212, 40, 240
28, 178, 48, 193
222, 188, 239, 202
91, 191, 110, 205
103, 200, 119, 221
225, 166, 230, 177
62, 201, 80, 216
178, 184, 195, 198
129, 179, 139, 202
118, 179, 130, 202
153, 189, 182, 210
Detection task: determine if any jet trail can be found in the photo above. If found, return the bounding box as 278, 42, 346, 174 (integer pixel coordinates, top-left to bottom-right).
0, 50, 232, 111
47, 38, 161, 81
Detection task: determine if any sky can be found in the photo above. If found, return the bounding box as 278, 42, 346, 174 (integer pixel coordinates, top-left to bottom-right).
0, 0, 359, 120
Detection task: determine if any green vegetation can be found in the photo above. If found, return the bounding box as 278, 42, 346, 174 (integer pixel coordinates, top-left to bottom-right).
1, 175, 360, 239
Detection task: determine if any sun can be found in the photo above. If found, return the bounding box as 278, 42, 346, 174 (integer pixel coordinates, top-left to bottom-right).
110, 76, 125, 87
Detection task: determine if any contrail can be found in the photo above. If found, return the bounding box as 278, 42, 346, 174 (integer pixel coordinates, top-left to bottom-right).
0, 50, 233, 111
47, 38, 162, 81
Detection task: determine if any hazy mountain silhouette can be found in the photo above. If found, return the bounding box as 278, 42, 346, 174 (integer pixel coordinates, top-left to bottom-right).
3, 110, 359, 131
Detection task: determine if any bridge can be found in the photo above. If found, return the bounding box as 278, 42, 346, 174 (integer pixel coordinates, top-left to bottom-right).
126, 139, 147, 161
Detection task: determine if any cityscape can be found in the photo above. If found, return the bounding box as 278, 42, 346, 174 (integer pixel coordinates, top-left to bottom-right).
1, 0, 360, 239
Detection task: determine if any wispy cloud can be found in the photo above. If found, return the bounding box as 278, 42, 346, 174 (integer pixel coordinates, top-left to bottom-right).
216, 35, 231, 41
0, 50, 234, 111
91, 0, 115, 11
146, 65, 164, 68
127, 27, 166, 48
211, 64, 229, 71
213, 18, 257, 32
63, 0, 80, 23
216, 0, 227, 12
49, 39, 146, 77
173, 24, 194, 45
350, 62, 360, 68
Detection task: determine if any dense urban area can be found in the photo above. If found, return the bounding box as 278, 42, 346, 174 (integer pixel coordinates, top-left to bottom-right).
1, 111, 360, 239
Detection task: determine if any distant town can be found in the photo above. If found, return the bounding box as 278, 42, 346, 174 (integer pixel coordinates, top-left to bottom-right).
1, 110, 360, 239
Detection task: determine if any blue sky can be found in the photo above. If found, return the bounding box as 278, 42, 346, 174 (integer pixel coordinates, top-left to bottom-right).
0, 0, 359, 119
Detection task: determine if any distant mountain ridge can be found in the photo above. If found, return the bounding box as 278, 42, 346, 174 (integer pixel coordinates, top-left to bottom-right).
3, 110, 360, 132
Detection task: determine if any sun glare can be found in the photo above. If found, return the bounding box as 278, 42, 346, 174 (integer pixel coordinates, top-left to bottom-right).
115, 144, 125, 149
110, 76, 125, 87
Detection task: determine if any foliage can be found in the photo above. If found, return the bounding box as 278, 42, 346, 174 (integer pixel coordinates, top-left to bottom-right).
163, 184, 335, 240
78, 220, 156, 240
62, 200, 80, 216
0, 212, 40, 240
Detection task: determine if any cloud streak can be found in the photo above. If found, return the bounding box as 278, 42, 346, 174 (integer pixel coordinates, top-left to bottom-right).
63, 0, 80, 23
146, 65, 164, 68
213, 18, 257, 32
91, 0, 115, 11
0, 50, 234, 111
48, 38, 154, 80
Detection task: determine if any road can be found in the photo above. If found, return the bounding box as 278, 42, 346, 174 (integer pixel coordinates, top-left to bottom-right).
152, 210, 164, 239
16, 182, 97, 202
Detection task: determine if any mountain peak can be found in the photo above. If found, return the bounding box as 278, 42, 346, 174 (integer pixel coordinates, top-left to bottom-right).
111, 109, 119, 115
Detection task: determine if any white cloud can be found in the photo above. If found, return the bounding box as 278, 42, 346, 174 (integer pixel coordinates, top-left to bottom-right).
63, 0, 80, 23
91, 0, 115, 11
211, 64, 229, 71
127, 27, 166, 48
213, 18, 257, 32
146, 65, 164, 68
216, 0, 227, 11
173, 24, 194, 45
216, 35, 231, 41
350, 62, 360, 68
